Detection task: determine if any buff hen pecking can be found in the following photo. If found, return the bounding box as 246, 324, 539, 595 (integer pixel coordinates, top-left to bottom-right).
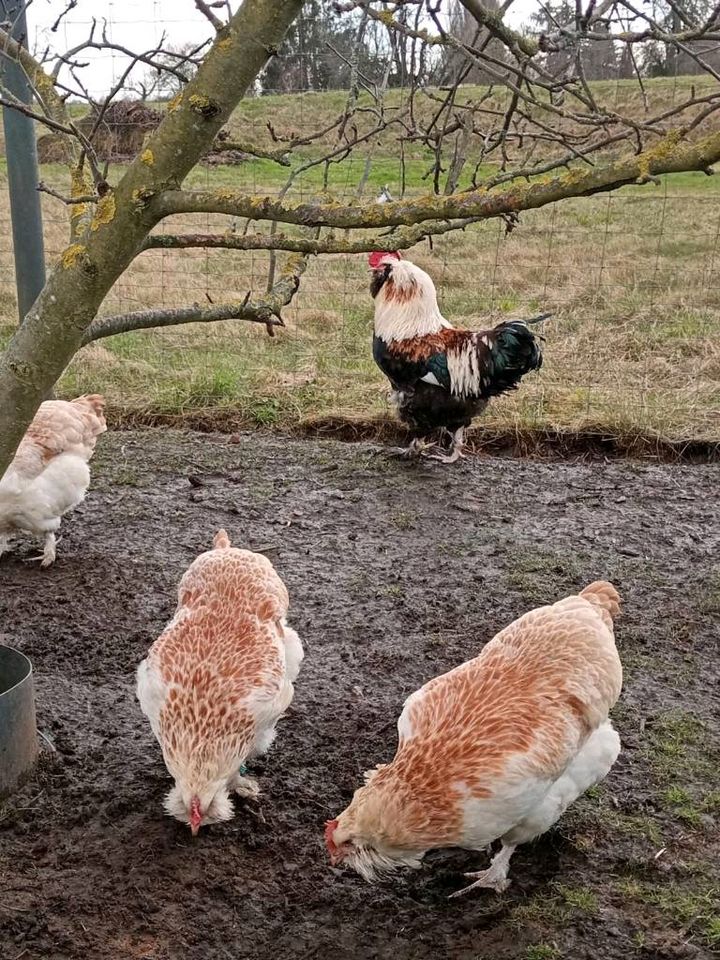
326, 581, 622, 896
136, 530, 303, 835
0, 394, 106, 567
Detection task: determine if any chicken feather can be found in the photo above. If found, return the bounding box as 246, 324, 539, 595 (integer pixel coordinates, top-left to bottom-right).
137, 529, 303, 835
326, 581, 622, 895
0, 395, 106, 566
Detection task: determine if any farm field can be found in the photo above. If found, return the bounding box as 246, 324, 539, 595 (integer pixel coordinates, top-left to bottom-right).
1, 430, 719, 960
0, 80, 719, 445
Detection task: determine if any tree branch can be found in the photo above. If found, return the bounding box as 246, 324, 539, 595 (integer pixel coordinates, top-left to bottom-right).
0, 24, 77, 161
81, 299, 282, 343
83, 250, 308, 344
458, 0, 540, 58
0, 0, 306, 477
143, 216, 485, 255
195, 0, 226, 32
211, 138, 291, 165
153, 130, 720, 230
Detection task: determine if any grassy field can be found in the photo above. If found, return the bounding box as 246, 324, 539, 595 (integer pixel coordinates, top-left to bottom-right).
0, 78, 719, 444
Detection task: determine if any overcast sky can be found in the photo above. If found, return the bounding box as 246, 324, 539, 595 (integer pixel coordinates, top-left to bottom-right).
23, 0, 539, 97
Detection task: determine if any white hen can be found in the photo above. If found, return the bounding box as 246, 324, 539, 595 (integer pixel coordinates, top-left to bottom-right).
0, 395, 106, 566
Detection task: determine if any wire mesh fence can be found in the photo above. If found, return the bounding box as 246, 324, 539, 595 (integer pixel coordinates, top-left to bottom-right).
0, 3, 718, 442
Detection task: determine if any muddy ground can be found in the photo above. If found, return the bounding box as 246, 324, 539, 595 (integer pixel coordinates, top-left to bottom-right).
1, 431, 718, 960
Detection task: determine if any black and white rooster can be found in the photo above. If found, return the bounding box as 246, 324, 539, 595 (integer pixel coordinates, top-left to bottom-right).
369, 251, 548, 463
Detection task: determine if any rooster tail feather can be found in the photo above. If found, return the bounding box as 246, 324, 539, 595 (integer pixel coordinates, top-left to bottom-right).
482, 319, 544, 392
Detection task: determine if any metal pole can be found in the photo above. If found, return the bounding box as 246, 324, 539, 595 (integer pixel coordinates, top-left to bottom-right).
0, 1, 46, 324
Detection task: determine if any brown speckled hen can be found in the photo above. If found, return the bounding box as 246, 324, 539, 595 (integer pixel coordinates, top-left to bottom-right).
136, 530, 303, 835
326, 582, 622, 896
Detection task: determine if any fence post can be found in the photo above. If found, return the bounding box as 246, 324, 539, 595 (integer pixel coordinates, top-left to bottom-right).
0, 0, 46, 324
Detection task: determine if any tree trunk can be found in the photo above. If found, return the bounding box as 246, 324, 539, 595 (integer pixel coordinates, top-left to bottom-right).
0, 0, 304, 477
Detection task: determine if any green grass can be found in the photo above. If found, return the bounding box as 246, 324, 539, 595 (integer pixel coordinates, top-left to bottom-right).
1, 78, 719, 442
556, 885, 599, 914
643, 710, 711, 783
662, 786, 703, 826
638, 709, 720, 836
506, 547, 583, 601
513, 882, 600, 928
616, 879, 720, 948
525, 945, 561, 960
698, 567, 720, 615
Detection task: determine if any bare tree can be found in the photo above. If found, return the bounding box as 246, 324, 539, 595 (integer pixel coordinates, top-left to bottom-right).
1, 0, 720, 476
132, 42, 204, 101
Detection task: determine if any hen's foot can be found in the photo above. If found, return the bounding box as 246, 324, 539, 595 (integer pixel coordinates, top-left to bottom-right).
449, 868, 511, 897
449, 843, 515, 898
41, 533, 57, 568
231, 772, 260, 799
23, 532, 57, 568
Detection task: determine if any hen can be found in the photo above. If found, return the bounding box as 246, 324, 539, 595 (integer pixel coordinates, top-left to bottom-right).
136, 530, 303, 835
369, 252, 548, 462
326, 581, 622, 896
0, 394, 106, 567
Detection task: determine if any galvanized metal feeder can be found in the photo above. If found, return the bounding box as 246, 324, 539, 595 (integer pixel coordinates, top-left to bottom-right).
0, 645, 38, 797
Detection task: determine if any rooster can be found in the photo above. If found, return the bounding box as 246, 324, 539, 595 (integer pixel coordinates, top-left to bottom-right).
325, 581, 622, 896
136, 530, 303, 835
368, 252, 548, 462
0, 394, 106, 567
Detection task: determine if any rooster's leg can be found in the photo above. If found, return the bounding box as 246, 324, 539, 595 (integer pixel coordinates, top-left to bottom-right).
426, 428, 466, 464
449, 842, 516, 897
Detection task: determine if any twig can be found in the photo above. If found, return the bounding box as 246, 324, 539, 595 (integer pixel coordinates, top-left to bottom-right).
210, 139, 291, 165
195, 0, 225, 32
37, 182, 98, 205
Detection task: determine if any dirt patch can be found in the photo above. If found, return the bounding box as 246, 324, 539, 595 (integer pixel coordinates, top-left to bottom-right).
1, 431, 718, 960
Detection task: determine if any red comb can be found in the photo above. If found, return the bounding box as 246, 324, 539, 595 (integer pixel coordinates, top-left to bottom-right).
368, 251, 402, 269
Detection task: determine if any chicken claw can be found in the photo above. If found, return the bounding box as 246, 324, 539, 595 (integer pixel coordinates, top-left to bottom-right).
426, 447, 465, 465
425, 428, 466, 464
383, 438, 429, 459
41, 532, 57, 567
21, 533, 57, 568
449, 843, 515, 898
231, 771, 261, 799
449, 871, 511, 898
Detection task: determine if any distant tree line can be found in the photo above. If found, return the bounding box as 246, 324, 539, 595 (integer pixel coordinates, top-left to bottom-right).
249, 0, 720, 93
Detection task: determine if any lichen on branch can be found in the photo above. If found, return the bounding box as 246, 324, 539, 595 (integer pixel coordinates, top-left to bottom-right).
153, 130, 720, 231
